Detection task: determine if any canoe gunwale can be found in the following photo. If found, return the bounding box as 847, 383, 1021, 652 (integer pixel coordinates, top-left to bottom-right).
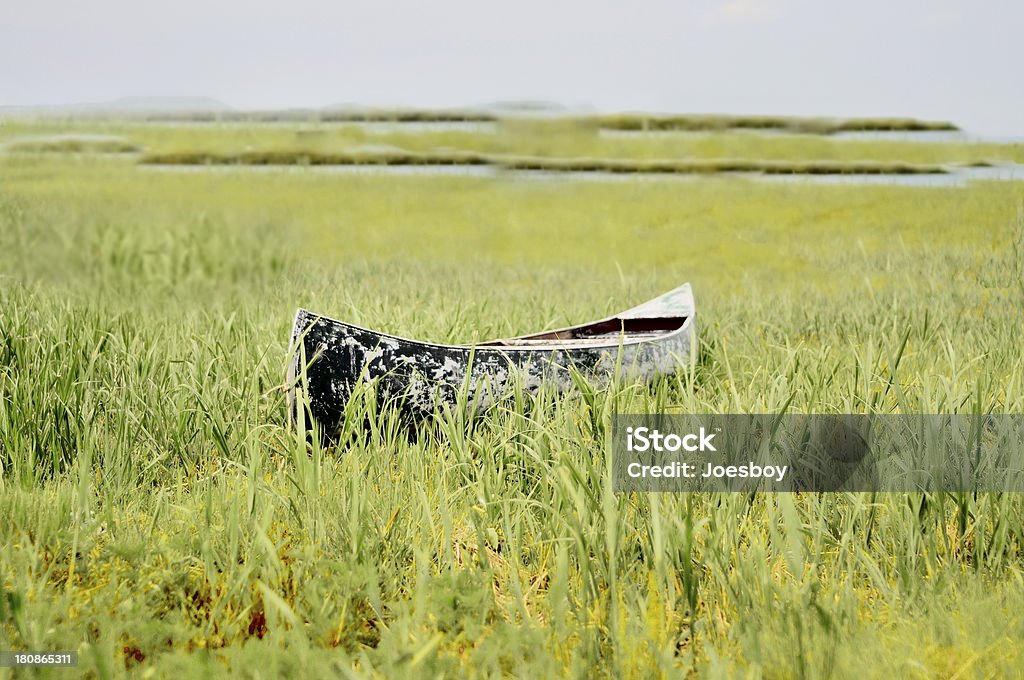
290, 283, 696, 354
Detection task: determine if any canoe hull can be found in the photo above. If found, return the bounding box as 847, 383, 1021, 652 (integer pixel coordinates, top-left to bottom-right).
288, 284, 697, 434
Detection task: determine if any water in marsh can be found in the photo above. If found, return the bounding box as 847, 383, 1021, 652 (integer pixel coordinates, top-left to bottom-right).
508, 164, 1024, 187
142, 162, 1024, 186
602, 128, 1024, 145
832, 130, 1024, 145
829, 130, 968, 143
751, 164, 1024, 187
142, 163, 496, 177
599, 128, 802, 139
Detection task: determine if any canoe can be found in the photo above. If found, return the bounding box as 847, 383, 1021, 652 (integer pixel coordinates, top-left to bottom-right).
288, 282, 697, 435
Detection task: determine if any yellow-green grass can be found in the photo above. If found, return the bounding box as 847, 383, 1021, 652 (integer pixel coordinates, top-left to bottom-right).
3, 117, 1023, 166
1, 152, 1023, 678
137, 148, 950, 176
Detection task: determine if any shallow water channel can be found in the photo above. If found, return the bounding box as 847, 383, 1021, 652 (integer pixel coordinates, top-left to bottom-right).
142, 162, 1024, 187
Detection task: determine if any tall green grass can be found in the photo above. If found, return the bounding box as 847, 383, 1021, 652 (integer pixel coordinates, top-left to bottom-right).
0, 152, 1023, 677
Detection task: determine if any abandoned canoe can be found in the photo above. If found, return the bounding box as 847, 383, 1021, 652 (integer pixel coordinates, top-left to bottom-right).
288, 282, 697, 433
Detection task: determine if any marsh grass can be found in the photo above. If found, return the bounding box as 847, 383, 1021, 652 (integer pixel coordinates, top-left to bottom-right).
594, 113, 960, 135
2, 135, 141, 154
138, 149, 950, 176
6, 117, 1023, 166
0, 146, 1023, 677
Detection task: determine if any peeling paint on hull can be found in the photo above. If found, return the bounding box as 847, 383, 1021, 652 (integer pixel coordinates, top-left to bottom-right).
287, 283, 697, 435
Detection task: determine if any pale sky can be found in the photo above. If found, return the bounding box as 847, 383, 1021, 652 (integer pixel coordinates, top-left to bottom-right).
2, 0, 1021, 134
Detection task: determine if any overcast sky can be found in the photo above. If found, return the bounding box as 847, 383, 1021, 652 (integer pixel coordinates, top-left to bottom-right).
2, 0, 1021, 134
